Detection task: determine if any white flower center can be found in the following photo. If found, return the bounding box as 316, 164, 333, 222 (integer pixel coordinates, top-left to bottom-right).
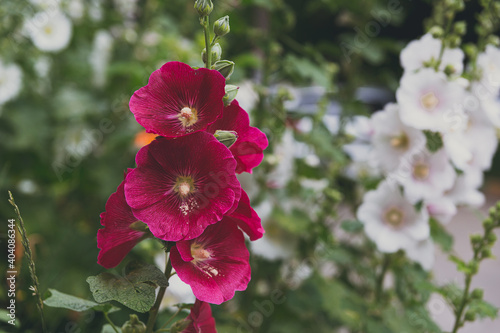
191, 243, 211, 261
180, 107, 193, 119
420, 91, 439, 111
178, 182, 190, 196
178, 106, 198, 128
385, 208, 404, 227
174, 176, 195, 198
413, 163, 430, 180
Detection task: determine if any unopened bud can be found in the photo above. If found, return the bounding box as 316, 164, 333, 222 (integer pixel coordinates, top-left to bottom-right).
471, 288, 484, 299
470, 234, 482, 245
194, 0, 213, 17
121, 314, 146, 333
483, 217, 494, 229
464, 310, 476, 322
170, 319, 191, 333
212, 60, 234, 79
448, 35, 461, 48
453, 21, 467, 36
202, 44, 222, 64
481, 248, 492, 258
214, 16, 230, 37
487, 232, 497, 244
214, 130, 238, 148
444, 64, 456, 75
487, 35, 500, 47
222, 85, 238, 106
428, 26, 444, 39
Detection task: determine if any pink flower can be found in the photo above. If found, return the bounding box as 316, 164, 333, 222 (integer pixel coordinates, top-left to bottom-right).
125, 132, 241, 241
207, 100, 268, 173
227, 190, 265, 241
129, 61, 226, 138
97, 170, 150, 269
182, 299, 217, 333
171, 218, 251, 304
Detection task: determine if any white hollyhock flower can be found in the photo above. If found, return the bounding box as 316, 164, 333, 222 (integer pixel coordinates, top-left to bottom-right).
89, 30, 114, 87
477, 45, 500, 94
343, 115, 374, 162
26, 10, 72, 52
66, 0, 85, 20
371, 103, 426, 172
0, 60, 22, 105
480, 93, 500, 129
405, 239, 435, 271
400, 34, 464, 74
446, 170, 485, 208
357, 180, 430, 253
396, 68, 467, 132
392, 148, 456, 203
425, 196, 457, 224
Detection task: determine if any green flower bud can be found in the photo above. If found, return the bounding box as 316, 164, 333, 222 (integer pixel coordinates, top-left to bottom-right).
463, 43, 477, 59
428, 26, 444, 39
453, 21, 467, 36
448, 35, 461, 48
121, 314, 146, 333
481, 248, 492, 258
214, 16, 230, 37
469, 260, 479, 275
471, 288, 484, 299
202, 44, 222, 64
464, 310, 476, 322
444, 64, 456, 76
194, 0, 213, 17
214, 130, 238, 148
487, 232, 497, 244
484, 217, 494, 229
222, 84, 238, 106
170, 319, 191, 333
487, 35, 500, 47
212, 60, 234, 79
470, 234, 482, 245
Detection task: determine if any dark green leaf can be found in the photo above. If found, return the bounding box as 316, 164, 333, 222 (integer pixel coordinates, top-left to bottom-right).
43, 289, 120, 313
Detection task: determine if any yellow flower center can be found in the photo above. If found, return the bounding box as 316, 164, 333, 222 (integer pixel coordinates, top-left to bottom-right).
191, 243, 211, 261
178, 107, 198, 128
420, 91, 439, 111
385, 208, 404, 227
413, 163, 430, 180
174, 176, 195, 198
389, 133, 409, 149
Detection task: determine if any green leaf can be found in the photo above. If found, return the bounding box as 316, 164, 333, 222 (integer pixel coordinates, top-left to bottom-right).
87, 262, 168, 313
0, 309, 20, 326
430, 218, 453, 252
467, 299, 498, 319
423, 131, 444, 152
449, 255, 472, 274
43, 289, 120, 313
341, 220, 364, 233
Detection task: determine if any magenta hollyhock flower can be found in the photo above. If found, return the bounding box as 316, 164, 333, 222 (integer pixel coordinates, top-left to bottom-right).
182, 299, 217, 333
227, 190, 265, 241
129, 61, 226, 138
97, 170, 150, 269
170, 218, 251, 304
125, 132, 241, 241
207, 100, 268, 173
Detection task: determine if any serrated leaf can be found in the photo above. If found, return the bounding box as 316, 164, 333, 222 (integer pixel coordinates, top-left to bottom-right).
87, 262, 168, 313
449, 255, 472, 274
43, 289, 120, 313
467, 299, 498, 319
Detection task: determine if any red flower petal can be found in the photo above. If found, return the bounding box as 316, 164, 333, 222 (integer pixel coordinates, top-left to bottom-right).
130, 61, 226, 138
171, 218, 251, 304
207, 100, 268, 173
182, 299, 217, 333
97, 171, 148, 269
227, 190, 265, 241
125, 132, 241, 241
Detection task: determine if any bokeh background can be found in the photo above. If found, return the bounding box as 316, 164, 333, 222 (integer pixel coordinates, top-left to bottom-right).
1, 0, 499, 332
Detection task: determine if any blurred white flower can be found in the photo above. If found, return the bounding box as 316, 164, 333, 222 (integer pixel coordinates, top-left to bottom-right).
371, 103, 426, 173
393, 148, 456, 203
29, 0, 60, 10
323, 114, 340, 134
89, 30, 114, 87
405, 239, 435, 271
396, 68, 467, 132
446, 170, 485, 208
113, 0, 138, 19
344, 160, 381, 179
17, 179, 38, 195
34, 56, 52, 78
400, 34, 464, 74
236, 80, 259, 112
0, 60, 22, 105
357, 180, 430, 253
66, 0, 85, 20
480, 93, 500, 129
89, 0, 103, 21
296, 117, 313, 133
343, 115, 374, 163
477, 45, 500, 94
26, 10, 72, 52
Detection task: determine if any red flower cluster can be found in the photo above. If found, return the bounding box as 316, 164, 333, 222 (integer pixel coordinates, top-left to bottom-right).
97, 61, 267, 306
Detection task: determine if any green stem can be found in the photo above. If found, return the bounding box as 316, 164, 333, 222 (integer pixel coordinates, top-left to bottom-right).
374, 254, 391, 302
203, 16, 212, 68
104, 312, 120, 333
451, 274, 472, 333
145, 244, 174, 333
434, 11, 454, 71
8, 191, 47, 333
